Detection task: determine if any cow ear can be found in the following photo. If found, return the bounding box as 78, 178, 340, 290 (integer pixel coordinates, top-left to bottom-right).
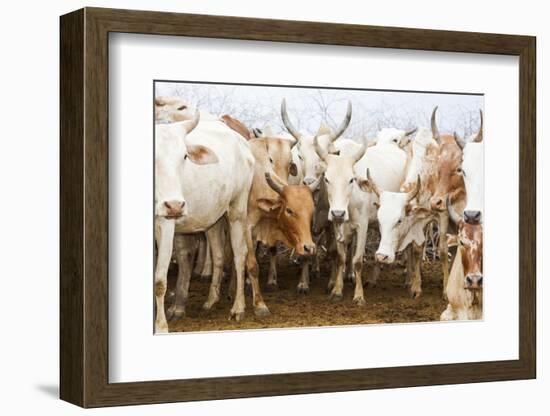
289, 162, 298, 177
186, 144, 219, 165
357, 178, 371, 193
257, 198, 282, 213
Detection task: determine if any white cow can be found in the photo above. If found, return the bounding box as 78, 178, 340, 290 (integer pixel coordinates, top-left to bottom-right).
455, 110, 484, 224
154, 108, 254, 333
374, 127, 417, 148
316, 136, 408, 304
366, 128, 439, 298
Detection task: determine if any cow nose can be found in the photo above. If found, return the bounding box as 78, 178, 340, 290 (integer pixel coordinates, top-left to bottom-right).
375, 253, 389, 263
464, 210, 482, 224
164, 200, 185, 217
331, 210, 345, 219
431, 197, 444, 211
303, 177, 316, 186
303, 244, 316, 255
465, 274, 483, 290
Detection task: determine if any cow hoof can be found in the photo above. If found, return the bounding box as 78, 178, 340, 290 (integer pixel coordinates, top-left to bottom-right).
202, 300, 218, 312
254, 305, 271, 318
230, 311, 245, 322
155, 325, 169, 334
353, 297, 367, 307
167, 305, 185, 321
329, 292, 343, 302
296, 285, 309, 295
326, 282, 335, 293
265, 282, 278, 292
409, 288, 422, 299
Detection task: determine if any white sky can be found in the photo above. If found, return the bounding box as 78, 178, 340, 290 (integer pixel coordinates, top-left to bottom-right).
155, 81, 483, 140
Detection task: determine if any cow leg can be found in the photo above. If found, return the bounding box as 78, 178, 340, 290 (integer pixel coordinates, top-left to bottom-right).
326, 237, 337, 292
167, 234, 196, 321
439, 212, 450, 298
352, 224, 368, 306
405, 244, 413, 288
193, 234, 206, 277
154, 219, 175, 333
329, 239, 346, 302
265, 246, 279, 291
366, 262, 380, 287
409, 242, 423, 298
203, 219, 226, 311
440, 304, 456, 321
200, 236, 213, 281
297, 257, 310, 294
245, 235, 270, 317
227, 196, 250, 321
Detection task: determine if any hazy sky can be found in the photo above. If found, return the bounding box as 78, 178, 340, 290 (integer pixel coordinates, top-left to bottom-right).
155, 81, 483, 140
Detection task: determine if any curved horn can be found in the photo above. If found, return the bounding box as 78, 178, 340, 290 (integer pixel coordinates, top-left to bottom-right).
473, 109, 483, 143
431, 106, 440, 142
264, 172, 284, 196
351, 143, 366, 164
366, 168, 381, 198
328, 101, 352, 142
405, 127, 417, 137
182, 108, 200, 135
407, 175, 421, 202
446, 196, 462, 224
454, 131, 466, 150
313, 135, 329, 162
281, 99, 301, 142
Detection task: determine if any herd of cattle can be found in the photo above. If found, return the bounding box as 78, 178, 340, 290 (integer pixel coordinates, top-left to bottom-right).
154, 96, 484, 333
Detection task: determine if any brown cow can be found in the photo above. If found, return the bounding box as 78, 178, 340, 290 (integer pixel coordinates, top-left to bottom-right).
440, 201, 483, 320
428, 107, 467, 293
244, 135, 318, 316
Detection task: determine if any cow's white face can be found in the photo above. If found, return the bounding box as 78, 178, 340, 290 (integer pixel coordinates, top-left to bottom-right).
155, 97, 195, 123
154, 113, 217, 219
375, 192, 415, 263
296, 134, 330, 187
461, 142, 483, 223
323, 154, 356, 223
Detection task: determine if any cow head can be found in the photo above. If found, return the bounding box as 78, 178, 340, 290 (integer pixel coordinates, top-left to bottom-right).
257, 173, 317, 256
429, 107, 466, 213
316, 141, 366, 223
448, 200, 483, 290
281, 99, 352, 190
362, 170, 430, 263
155, 110, 218, 218
452, 110, 484, 224
155, 96, 195, 123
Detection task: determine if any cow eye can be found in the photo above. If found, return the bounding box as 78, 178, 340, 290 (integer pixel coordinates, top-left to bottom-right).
269, 157, 274, 164
324, 177, 329, 184
298, 155, 303, 161
184, 154, 188, 160
285, 208, 294, 216
349, 178, 355, 184
177, 105, 187, 111
456, 167, 463, 174
397, 219, 402, 225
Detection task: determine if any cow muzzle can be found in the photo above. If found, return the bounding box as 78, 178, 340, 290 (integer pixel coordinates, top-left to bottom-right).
163, 200, 185, 218
464, 210, 482, 224
465, 274, 483, 290
375, 251, 395, 264
330, 209, 347, 223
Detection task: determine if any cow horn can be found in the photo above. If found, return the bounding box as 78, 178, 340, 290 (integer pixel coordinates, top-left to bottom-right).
407, 175, 421, 202
351, 143, 366, 164
473, 109, 483, 143
405, 127, 417, 137
454, 131, 466, 149
366, 168, 381, 198
447, 196, 462, 224
328, 101, 352, 142
281, 99, 301, 142
182, 108, 200, 135
265, 172, 284, 196
313, 135, 329, 162
431, 106, 440, 142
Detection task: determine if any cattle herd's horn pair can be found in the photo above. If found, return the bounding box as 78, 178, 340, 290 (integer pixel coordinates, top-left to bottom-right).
366, 168, 420, 202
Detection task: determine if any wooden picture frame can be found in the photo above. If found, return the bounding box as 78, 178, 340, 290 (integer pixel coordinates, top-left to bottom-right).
60, 7, 536, 408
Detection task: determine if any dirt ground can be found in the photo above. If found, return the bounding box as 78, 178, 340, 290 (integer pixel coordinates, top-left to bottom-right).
166, 248, 448, 333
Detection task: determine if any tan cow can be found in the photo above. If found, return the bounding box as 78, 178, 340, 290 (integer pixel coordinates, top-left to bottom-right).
244, 133, 318, 316
429, 107, 467, 292
440, 201, 483, 321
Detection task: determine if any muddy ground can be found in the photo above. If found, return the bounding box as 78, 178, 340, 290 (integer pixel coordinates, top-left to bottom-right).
166, 247, 447, 333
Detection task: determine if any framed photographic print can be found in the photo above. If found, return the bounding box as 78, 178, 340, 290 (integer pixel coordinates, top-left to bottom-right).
60, 7, 536, 408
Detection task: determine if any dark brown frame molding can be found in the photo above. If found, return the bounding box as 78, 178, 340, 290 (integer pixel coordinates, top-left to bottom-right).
60, 7, 536, 408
